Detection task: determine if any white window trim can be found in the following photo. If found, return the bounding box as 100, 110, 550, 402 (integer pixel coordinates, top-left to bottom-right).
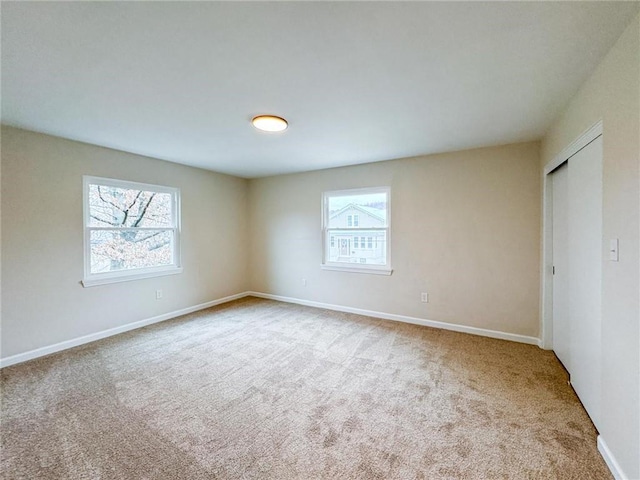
321, 186, 392, 275
82, 176, 182, 287
320, 264, 392, 275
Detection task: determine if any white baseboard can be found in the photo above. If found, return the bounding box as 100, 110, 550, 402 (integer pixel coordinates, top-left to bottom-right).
247, 291, 540, 346
1, 291, 541, 369
537, 338, 551, 349
597, 435, 628, 480
0, 292, 250, 369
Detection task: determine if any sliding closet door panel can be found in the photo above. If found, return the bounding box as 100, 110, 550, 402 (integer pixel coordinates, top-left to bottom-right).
568, 135, 603, 429
551, 163, 570, 372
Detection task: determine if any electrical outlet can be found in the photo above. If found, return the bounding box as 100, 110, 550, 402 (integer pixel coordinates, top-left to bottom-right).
420, 292, 428, 303
302, 278, 307, 286
156, 289, 163, 300
609, 239, 619, 261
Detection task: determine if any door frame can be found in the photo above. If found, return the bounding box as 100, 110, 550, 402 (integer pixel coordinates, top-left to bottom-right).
540, 120, 602, 350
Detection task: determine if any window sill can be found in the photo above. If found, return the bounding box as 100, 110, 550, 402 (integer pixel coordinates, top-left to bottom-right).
81, 266, 183, 287
320, 265, 393, 276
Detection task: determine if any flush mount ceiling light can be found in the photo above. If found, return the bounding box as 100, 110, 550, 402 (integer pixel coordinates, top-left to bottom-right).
251, 115, 288, 132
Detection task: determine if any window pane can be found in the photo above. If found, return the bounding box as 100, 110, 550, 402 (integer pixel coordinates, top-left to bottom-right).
326, 229, 387, 265
90, 229, 173, 273
327, 192, 387, 229
88, 184, 173, 228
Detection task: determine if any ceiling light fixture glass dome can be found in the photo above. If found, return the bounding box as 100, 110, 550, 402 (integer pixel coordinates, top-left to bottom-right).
252, 115, 288, 132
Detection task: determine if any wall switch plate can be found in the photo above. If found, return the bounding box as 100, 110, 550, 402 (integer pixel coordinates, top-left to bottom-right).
609, 239, 619, 262
156, 289, 163, 299
420, 292, 428, 303
302, 278, 307, 286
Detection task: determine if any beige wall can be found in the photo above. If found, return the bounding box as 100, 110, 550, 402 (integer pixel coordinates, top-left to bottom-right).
249, 141, 541, 338
1, 126, 249, 359
541, 15, 639, 479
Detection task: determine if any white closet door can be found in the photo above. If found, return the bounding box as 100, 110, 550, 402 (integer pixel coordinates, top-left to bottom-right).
552, 163, 570, 372
567, 135, 603, 429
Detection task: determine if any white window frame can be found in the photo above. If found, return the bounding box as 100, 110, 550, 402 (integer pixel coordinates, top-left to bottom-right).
321, 186, 392, 275
82, 176, 182, 287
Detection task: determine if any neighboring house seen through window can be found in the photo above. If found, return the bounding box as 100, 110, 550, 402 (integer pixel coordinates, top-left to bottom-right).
82, 176, 182, 287
322, 187, 391, 275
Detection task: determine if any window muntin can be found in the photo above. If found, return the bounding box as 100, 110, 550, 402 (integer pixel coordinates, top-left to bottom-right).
322, 187, 390, 273
82, 176, 181, 287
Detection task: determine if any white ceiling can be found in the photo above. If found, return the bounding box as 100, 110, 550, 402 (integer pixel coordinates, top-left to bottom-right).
2, 2, 638, 178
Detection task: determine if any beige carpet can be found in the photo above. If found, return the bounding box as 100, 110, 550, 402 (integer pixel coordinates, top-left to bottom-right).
1, 297, 611, 479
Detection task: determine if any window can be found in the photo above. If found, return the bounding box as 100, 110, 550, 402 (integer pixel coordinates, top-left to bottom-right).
82, 176, 182, 287
330, 236, 335, 247
322, 187, 391, 275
